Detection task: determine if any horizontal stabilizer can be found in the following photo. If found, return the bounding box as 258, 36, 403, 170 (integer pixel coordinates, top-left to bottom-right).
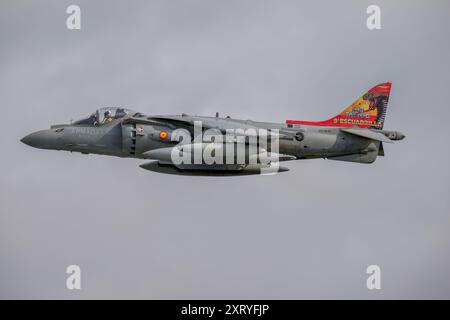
340, 127, 393, 143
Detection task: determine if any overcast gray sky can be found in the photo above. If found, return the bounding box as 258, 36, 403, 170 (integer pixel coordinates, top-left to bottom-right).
1, 0, 450, 299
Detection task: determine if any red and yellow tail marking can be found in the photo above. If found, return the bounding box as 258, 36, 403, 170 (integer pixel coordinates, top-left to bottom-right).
286, 82, 391, 129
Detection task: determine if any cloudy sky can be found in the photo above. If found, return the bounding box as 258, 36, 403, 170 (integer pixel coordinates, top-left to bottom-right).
1, 0, 450, 299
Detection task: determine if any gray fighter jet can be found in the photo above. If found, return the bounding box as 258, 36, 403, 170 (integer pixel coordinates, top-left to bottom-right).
21, 82, 404, 176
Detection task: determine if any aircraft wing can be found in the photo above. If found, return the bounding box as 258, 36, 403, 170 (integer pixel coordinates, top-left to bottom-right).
124, 115, 287, 138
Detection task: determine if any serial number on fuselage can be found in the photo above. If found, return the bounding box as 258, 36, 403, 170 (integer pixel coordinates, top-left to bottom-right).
71, 127, 108, 135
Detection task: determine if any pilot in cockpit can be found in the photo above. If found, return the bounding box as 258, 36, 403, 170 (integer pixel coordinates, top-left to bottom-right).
102, 110, 114, 124
72, 107, 135, 126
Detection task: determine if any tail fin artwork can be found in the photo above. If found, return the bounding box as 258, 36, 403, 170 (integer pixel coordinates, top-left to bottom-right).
286, 82, 391, 129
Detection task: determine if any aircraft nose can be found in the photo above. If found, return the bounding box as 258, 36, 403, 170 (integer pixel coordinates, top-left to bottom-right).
21, 130, 62, 149
21, 132, 41, 147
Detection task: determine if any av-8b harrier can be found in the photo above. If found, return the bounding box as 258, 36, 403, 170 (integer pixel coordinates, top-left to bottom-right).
21, 82, 404, 176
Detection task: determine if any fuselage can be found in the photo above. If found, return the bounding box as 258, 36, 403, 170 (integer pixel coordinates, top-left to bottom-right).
21, 113, 392, 162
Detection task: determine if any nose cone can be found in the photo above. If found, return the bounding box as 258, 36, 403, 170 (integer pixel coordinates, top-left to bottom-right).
21, 129, 62, 150
21, 132, 40, 147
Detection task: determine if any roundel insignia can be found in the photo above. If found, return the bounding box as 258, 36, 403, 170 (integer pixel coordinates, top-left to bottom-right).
159, 130, 168, 140
294, 132, 304, 142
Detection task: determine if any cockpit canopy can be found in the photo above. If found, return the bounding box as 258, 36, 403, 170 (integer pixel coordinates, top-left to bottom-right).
73, 107, 136, 126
